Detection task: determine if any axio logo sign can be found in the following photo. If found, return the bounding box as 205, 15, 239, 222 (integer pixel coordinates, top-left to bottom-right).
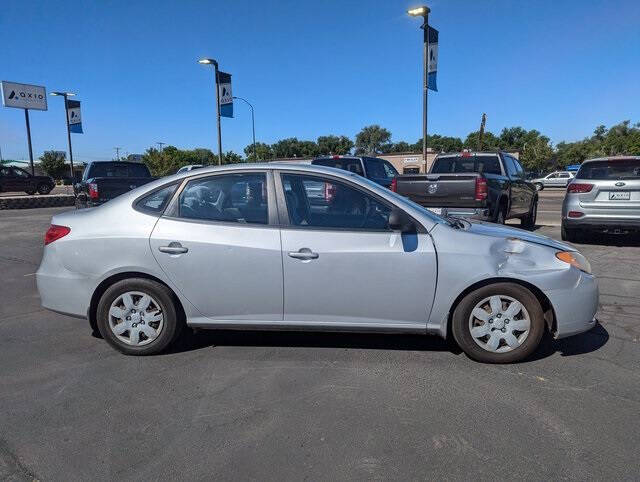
1, 81, 48, 111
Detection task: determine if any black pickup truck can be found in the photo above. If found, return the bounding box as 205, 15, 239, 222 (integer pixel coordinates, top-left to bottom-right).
75, 161, 155, 208
393, 151, 538, 228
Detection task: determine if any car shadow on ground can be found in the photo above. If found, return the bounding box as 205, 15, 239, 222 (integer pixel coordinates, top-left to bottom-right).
165, 322, 609, 361
168, 328, 456, 355
578, 233, 640, 247
528, 322, 609, 361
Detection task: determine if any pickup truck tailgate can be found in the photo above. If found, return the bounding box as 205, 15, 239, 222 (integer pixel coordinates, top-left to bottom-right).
92, 177, 154, 201
396, 174, 482, 207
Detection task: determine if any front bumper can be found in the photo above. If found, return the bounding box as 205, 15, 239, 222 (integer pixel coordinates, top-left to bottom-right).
544, 270, 599, 339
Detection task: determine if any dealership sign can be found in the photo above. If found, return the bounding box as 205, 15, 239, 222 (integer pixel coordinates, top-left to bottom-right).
1, 81, 48, 110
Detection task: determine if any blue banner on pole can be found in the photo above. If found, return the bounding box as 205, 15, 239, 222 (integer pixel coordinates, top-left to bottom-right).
218, 71, 233, 118
427, 26, 438, 92
66, 99, 83, 133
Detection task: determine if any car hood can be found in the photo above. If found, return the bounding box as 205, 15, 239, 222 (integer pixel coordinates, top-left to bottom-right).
464, 221, 574, 252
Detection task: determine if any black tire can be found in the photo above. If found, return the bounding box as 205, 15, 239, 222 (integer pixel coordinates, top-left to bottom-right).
25, 189, 36, 195
452, 283, 545, 363
521, 198, 538, 230
534, 182, 544, 191
37, 183, 52, 195
561, 223, 582, 243
96, 278, 183, 355
493, 203, 506, 224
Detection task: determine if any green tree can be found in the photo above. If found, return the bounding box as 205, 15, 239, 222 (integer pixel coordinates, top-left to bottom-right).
142, 146, 240, 176
355, 125, 391, 154
221, 151, 243, 164
317, 135, 353, 155
463, 131, 500, 151
39, 151, 67, 179
244, 142, 274, 161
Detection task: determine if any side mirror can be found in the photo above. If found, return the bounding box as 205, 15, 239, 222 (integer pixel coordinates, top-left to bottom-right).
388, 209, 415, 232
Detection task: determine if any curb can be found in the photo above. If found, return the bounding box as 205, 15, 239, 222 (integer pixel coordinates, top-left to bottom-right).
0, 195, 76, 210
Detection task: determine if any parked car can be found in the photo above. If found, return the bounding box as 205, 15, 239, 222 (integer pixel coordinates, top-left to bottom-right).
311, 155, 398, 189
561, 156, 640, 241
0, 166, 55, 195
531, 171, 575, 191
393, 151, 538, 228
75, 161, 155, 209
37, 163, 598, 363
176, 164, 204, 174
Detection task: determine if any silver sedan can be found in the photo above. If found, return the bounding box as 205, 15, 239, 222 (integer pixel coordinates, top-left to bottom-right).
37, 163, 598, 363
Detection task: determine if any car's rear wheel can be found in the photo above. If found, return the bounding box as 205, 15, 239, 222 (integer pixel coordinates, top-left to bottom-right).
521, 198, 537, 230
96, 278, 183, 355
452, 283, 545, 363
38, 183, 52, 195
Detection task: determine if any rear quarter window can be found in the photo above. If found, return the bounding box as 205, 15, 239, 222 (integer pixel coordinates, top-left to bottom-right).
135, 183, 178, 214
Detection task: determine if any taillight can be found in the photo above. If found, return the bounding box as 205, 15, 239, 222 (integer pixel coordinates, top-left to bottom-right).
44, 225, 70, 245
88, 182, 99, 199
567, 183, 593, 193
390, 177, 397, 192
324, 182, 336, 202
475, 177, 488, 201
568, 211, 584, 218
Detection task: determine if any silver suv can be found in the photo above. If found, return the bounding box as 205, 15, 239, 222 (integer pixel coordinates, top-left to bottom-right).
561, 156, 640, 241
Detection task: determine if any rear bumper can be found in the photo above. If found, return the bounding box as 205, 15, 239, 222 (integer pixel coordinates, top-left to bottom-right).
36, 245, 94, 318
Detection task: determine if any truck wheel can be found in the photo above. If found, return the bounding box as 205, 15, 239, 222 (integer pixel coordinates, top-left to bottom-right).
452, 282, 545, 363
494, 204, 506, 224
521, 199, 537, 230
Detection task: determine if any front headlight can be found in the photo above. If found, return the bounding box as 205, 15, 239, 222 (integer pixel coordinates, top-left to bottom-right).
556, 251, 592, 274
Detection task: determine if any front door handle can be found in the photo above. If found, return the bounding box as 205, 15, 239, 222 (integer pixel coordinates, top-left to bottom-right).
159, 242, 188, 254
288, 248, 319, 260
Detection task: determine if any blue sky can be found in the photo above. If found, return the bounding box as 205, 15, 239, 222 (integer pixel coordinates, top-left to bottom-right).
1, 0, 639, 161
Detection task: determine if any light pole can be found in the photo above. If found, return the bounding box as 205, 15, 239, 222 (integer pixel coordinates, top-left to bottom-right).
198, 58, 223, 165
408, 5, 430, 169
114, 147, 122, 160
50, 91, 76, 178
233, 96, 256, 161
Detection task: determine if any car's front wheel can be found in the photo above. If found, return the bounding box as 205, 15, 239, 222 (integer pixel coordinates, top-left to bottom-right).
534, 182, 544, 191
38, 183, 52, 195
452, 283, 545, 363
96, 278, 183, 355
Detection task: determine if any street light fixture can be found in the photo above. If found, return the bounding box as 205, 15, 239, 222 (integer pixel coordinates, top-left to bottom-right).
198, 57, 223, 165
407, 5, 431, 169
50, 91, 77, 178
233, 96, 256, 161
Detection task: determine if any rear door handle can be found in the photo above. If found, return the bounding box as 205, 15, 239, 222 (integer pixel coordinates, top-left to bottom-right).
159, 242, 188, 254
288, 248, 319, 260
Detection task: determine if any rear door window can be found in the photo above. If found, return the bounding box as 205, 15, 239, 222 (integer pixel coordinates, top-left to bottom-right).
432, 155, 502, 175
577, 159, 640, 180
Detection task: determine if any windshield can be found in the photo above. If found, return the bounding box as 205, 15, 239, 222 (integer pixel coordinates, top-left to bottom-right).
577, 159, 640, 180
432, 155, 502, 175
89, 163, 150, 178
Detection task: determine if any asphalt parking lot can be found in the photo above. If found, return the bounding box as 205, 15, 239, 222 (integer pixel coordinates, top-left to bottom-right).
1, 189, 639, 480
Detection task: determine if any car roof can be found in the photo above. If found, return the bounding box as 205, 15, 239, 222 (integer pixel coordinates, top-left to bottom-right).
581, 156, 640, 164
166, 162, 360, 181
